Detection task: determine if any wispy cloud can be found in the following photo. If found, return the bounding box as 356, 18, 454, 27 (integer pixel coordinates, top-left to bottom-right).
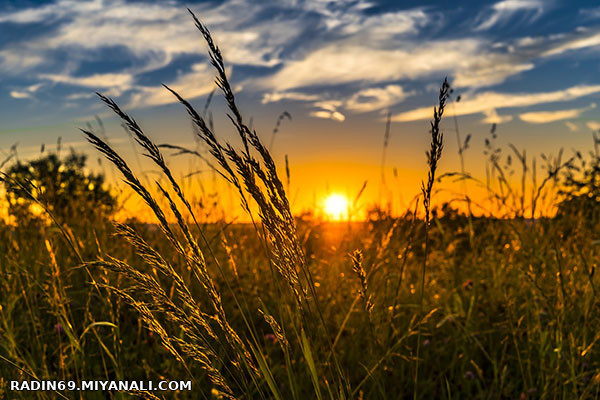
518, 103, 596, 123
127, 63, 216, 108
392, 85, 600, 122
0, 0, 304, 106
261, 91, 321, 104
310, 101, 345, 122
541, 30, 600, 57
260, 39, 532, 91
40, 73, 134, 89
565, 121, 579, 132
310, 110, 345, 122
0, 49, 44, 71
263, 84, 412, 120
10, 91, 31, 99
1, 0, 600, 121
258, 13, 600, 111
482, 109, 513, 124
8, 83, 44, 100
587, 121, 600, 131
474, 0, 546, 31
579, 6, 600, 20
0, 0, 290, 68
345, 85, 412, 112
300, 2, 428, 36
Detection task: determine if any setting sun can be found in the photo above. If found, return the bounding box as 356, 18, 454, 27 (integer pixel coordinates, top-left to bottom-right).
324, 193, 349, 221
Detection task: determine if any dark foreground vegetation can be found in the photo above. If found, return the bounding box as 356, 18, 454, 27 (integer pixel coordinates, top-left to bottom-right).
2, 10, 600, 400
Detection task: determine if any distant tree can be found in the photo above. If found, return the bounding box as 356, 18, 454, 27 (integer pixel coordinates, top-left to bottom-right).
557, 144, 600, 224
2, 151, 116, 224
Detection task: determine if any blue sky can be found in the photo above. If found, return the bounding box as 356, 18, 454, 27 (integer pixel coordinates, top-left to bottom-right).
1, 0, 598, 123
0, 0, 599, 213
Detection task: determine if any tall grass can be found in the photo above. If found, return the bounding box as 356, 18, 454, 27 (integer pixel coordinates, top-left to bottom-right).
414, 77, 449, 399
78, 10, 355, 399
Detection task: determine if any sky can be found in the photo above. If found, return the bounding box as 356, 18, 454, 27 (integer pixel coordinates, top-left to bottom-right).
0, 0, 599, 218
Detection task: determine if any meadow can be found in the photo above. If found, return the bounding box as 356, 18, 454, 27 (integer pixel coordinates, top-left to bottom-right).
1, 10, 600, 400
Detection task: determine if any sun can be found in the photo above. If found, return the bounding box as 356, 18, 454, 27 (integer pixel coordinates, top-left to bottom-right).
324, 193, 349, 221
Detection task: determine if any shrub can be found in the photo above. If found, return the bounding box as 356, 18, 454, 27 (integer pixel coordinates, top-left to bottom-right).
2, 151, 115, 224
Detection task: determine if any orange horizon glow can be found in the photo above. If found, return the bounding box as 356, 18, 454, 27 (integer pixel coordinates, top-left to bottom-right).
0, 154, 568, 225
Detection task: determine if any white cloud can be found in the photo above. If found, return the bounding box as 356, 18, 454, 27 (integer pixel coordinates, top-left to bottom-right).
8, 82, 45, 100
587, 121, 600, 131
482, 109, 513, 124
453, 62, 534, 88
260, 26, 600, 93
542, 31, 600, 57
127, 63, 216, 108
474, 0, 546, 31
262, 91, 321, 104
254, 5, 600, 99
310, 110, 345, 122
260, 26, 600, 116
0, 49, 44, 71
261, 39, 526, 91
2, 0, 600, 117
268, 84, 413, 116
66, 92, 95, 100
10, 91, 31, 99
26, 83, 43, 93
299, 1, 427, 37
309, 100, 345, 121
313, 101, 343, 112
346, 85, 412, 112
0, 0, 104, 23
0, 0, 299, 72
518, 103, 596, 123
392, 85, 600, 122
565, 121, 579, 132
40, 72, 134, 89
335, 9, 429, 38
0, 0, 307, 110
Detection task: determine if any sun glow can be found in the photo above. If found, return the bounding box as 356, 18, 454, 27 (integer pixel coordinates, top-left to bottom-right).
324, 193, 349, 221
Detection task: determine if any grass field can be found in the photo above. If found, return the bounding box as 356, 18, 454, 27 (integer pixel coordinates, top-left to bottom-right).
1, 10, 600, 400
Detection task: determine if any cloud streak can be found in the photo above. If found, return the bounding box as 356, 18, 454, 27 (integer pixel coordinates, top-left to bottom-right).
392, 85, 600, 122
518, 103, 596, 123
127, 64, 217, 108
474, 0, 546, 31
